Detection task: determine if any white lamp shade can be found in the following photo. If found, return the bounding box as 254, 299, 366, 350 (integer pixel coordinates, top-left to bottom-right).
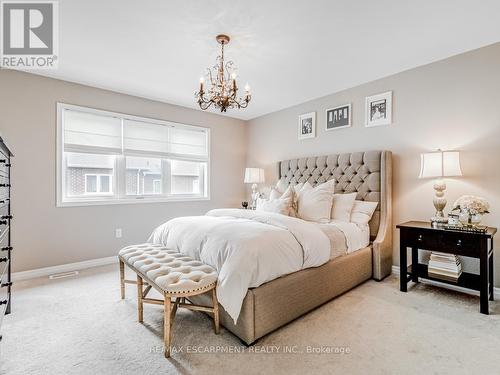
419, 151, 462, 178
244, 167, 265, 184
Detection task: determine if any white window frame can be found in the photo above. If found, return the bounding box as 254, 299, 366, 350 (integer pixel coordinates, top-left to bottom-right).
56, 103, 211, 207
84, 174, 113, 195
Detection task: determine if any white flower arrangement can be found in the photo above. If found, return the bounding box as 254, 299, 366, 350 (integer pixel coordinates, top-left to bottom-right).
452, 195, 490, 215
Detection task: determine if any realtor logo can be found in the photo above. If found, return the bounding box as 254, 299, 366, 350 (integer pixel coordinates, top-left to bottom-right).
1, 1, 58, 69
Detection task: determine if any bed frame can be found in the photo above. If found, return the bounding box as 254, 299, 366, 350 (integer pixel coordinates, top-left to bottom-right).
192, 150, 393, 344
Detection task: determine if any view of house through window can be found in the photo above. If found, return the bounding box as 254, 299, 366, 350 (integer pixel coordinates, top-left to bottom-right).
170, 160, 206, 195
58, 104, 210, 205
125, 156, 162, 196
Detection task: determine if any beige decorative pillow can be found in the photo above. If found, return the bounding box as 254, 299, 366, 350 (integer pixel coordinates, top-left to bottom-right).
350, 200, 378, 226
297, 179, 335, 222
331, 192, 357, 222
257, 186, 294, 216
256, 198, 291, 215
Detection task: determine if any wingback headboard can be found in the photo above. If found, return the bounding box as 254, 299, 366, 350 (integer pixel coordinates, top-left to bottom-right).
277, 150, 393, 280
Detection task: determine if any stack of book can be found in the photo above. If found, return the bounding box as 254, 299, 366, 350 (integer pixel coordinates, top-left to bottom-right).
428, 252, 462, 282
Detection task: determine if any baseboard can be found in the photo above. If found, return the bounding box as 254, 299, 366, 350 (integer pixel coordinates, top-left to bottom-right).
12, 256, 118, 281
391, 265, 500, 299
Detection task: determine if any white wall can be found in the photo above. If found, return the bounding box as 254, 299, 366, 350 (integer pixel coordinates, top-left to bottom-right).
0, 70, 247, 272
246, 42, 500, 284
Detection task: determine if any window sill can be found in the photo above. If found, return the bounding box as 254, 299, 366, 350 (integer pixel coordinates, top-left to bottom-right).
56, 196, 210, 207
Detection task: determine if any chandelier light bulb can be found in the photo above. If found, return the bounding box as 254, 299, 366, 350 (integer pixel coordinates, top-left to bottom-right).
245, 83, 250, 92
231, 72, 237, 80
199, 77, 205, 83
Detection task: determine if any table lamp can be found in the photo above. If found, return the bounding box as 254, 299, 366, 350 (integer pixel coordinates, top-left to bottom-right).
419, 150, 462, 224
244, 167, 265, 209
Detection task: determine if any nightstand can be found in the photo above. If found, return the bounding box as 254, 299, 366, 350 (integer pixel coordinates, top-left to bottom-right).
396, 221, 497, 314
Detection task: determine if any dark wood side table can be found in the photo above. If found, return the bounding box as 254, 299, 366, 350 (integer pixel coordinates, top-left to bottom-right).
397, 221, 497, 314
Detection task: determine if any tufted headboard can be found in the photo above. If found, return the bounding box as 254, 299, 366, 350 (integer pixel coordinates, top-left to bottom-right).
277, 150, 393, 280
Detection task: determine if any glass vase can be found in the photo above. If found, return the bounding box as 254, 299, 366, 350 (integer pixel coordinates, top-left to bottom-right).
459, 209, 482, 227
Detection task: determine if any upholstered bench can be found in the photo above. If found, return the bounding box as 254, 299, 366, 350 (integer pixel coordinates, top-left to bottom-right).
118, 243, 219, 358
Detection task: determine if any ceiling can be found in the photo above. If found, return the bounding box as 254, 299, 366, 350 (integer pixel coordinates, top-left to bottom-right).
35, 0, 500, 120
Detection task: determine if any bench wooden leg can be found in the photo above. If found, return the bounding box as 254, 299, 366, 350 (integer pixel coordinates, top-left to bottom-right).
211, 288, 220, 335
119, 259, 125, 299
164, 293, 172, 358
137, 275, 143, 323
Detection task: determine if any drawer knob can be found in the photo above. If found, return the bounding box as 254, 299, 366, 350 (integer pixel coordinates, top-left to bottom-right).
1, 282, 12, 288
0, 257, 7, 262
418, 234, 423, 241
0, 220, 7, 225
0, 300, 7, 305
456, 239, 462, 246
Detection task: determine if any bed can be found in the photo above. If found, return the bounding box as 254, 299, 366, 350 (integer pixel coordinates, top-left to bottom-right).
155, 150, 392, 344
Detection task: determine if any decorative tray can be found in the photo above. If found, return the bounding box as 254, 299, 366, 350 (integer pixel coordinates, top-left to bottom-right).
443, 224, 487, 233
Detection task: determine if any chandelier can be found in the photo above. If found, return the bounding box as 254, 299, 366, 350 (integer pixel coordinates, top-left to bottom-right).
195, 34, 251, 112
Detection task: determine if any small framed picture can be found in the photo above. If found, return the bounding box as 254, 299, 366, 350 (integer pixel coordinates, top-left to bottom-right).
298, 112, 316, 140
365, 91, 392, 127
326, 104, 351, 131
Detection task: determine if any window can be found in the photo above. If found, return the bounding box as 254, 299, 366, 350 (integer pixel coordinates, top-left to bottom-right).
152, 180, 161, 194
57, 104, 210, 206
170, 160, 206, 195
84, 174, 112, 194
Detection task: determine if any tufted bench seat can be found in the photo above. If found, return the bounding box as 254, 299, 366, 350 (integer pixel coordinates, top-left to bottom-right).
118, 243, 219, 358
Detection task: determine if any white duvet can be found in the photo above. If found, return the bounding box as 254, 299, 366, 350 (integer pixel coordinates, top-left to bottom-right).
148, 208, 331, 322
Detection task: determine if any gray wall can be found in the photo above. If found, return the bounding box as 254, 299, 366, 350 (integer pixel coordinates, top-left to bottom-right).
0, 70, 247, 272
2, 42, 500, 283
246, 42, 500, 285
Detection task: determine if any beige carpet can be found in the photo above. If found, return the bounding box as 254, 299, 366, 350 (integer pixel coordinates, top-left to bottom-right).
1, 264, 499, 375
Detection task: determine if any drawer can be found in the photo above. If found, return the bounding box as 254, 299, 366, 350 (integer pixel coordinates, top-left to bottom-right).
0, 227, 8, 251
403, 229, 439, 250
0, 158, 9, 177
0, 224, 8, 246
0, 258, 8, 325
0, 216, 7, 238
0, 180, 9, 200
440, 232, 482, 257
0, 258, 7, 284
0, 174, 9, 189
0, 292, 8, 328
0, 202, 9, 220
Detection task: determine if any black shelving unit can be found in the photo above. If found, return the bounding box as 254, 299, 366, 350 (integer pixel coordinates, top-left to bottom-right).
0, 136, 13, 343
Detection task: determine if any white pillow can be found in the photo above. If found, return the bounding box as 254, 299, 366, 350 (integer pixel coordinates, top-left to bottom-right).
330, 193, 357, 222
297, 179, 335, 223
350, 200, 378, 226
257, 186, 294, 216
275, 179, 288, 194
269, 187, 282, 200
275, 180, 304, 194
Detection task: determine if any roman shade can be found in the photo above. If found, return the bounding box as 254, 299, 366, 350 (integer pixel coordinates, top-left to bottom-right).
63, 108, 209, 160
63, 109, 122, 154
123, 119, 208, 159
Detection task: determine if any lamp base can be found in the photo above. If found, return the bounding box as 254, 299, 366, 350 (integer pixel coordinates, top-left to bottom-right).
431, 179, 448, 225
431, 216, 448, 226
251, 183, 259, 210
